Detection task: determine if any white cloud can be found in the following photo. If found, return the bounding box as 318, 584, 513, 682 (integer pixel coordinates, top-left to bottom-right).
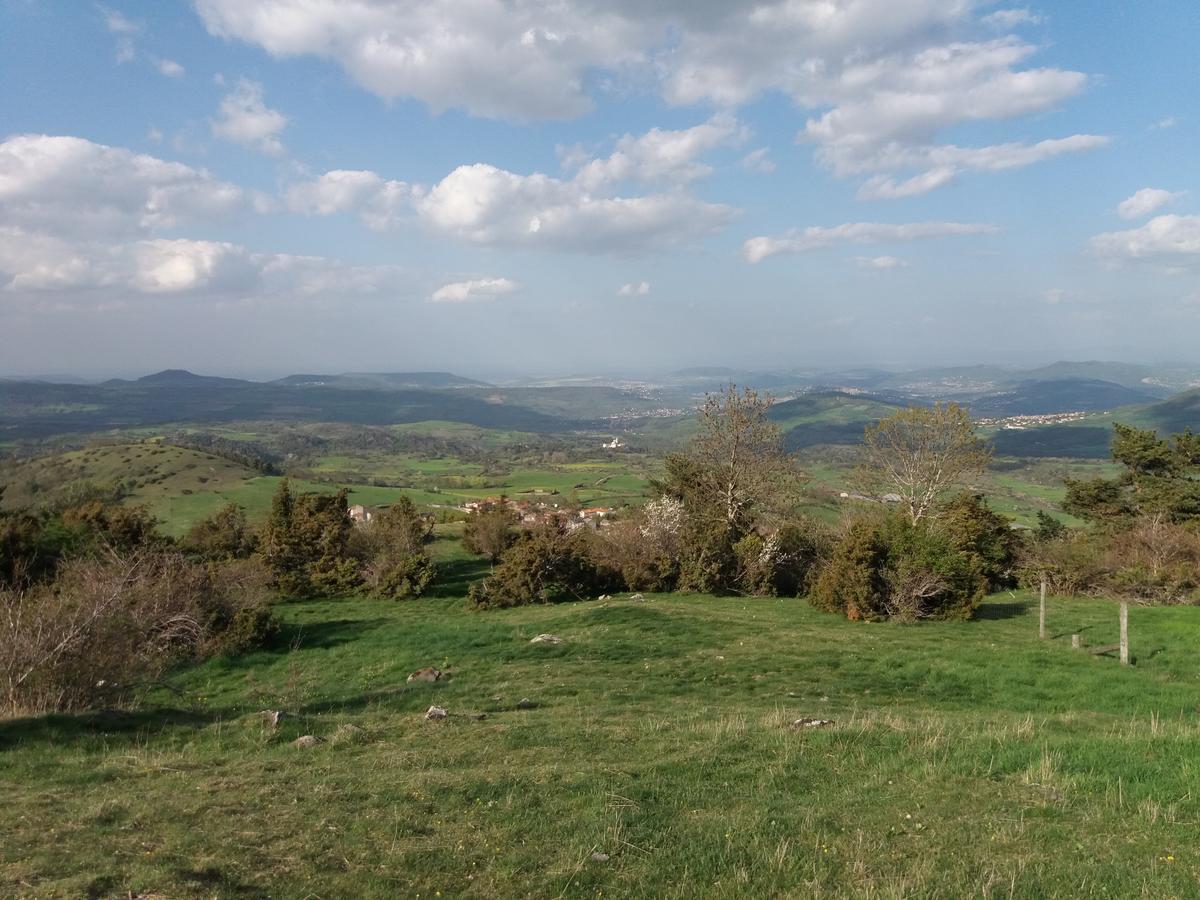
211, 79, 288, 156
855, 135, 1109, 199
855, 255, 908, 270
154, 58, 186, 78
280, 118, 738, 251
981, 9, 1043, 29
1091, 215, 1200, 268
194, 0, 645, 121
0, 225, 405, 301
1041, 288, 1066, 304
0, 134, 243, 237
284, 169, 409, 229
1152, 117, 1179, 130
617, 280, 651, 296
193, 1, 1099, 201
101, 6, 141, 62
744, 221, 997, 263
739, 148, 776, 174
568, 114, 746, 189
417, 163, 735, 252
1117, 188, 1184, 221
430, 277, 518, 303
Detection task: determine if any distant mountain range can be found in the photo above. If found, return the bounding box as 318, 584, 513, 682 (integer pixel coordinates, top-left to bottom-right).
2, 365, 1198, 453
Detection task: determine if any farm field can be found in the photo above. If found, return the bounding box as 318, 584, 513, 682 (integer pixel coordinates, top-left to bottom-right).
0, 440, 658, 536
3, 543, 1197, 897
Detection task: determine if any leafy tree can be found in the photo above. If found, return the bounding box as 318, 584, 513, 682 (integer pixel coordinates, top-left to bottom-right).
1064, 424, 1200, 524
860, 403, 992, 525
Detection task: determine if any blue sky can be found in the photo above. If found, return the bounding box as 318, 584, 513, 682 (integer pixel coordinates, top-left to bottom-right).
1, 0, 1197, 378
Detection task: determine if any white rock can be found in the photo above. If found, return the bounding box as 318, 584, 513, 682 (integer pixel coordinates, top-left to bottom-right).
530, 633, 564, 644
425, 706, 449, 720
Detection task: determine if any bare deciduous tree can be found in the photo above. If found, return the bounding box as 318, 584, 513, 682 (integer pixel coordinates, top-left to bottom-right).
677, 385, 800, 533
860, 402, 992, 525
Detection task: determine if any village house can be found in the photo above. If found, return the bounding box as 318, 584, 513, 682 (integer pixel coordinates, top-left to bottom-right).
348, 504, 373, 524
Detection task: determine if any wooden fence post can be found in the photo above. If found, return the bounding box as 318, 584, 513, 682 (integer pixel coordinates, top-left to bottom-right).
1120, 602, 1129, 666
1039, 579, 1047, 640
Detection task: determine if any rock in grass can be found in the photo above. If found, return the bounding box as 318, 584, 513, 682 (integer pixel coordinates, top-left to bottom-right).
628, 593, 645, 602
516, 698, 536, 710
591, 851, 610, 862
292, 735, 325, 748
790, 718, 834, 730
530, 633, 564, 645
425, 706, 449, 720
262, 709, 285, 729
407, 666, 442, 683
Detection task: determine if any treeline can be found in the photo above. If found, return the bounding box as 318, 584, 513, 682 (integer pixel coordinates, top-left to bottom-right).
463, 391, 1021, 619
162, 432, 282, 474
461, 391, 1200, 617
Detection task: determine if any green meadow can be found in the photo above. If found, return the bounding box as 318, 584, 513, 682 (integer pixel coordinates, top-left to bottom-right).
3, 531, 1197, 897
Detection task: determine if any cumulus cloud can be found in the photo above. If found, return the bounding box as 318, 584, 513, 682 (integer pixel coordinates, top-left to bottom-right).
744, 221, 997, 263
0, 226, 405, 300
284, 169, 409, 229
280, 117, 737, 251
416, 163, 735, 252
195, 0, 645, 121
617, 280, 651, 296
211, 79, 288, 155
0, 134, 406, 305
1091, 215, 1200, 268
192, 1, 1102, 198
430, 277, 518, 303
0, 134, 243, 237
566, 114, 746, 189
854, 255, 908, 270
1117, 188, 1185, 221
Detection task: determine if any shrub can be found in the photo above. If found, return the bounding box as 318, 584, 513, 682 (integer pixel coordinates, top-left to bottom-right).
364, 551, 435, 600
0, 550, 278, 716
810, 519, 890, 620
734, 522, 830, 597
935, 493, 1023, 590
183, 503, 258, 560
586, 500, 682, 592
354, 498, 436, 600
811, 516, 986, 622
462, 501, 519, 562
260, 481, 359, 598
468, 524, 618, 609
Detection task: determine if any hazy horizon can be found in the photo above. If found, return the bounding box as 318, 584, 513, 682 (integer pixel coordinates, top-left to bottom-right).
3, 1, 1198, 374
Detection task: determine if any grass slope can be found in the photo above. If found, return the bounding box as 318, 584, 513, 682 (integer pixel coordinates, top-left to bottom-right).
3, 570, 1197, 897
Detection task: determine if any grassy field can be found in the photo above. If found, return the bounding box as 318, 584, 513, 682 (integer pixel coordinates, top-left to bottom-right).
3, 534, 1198, 897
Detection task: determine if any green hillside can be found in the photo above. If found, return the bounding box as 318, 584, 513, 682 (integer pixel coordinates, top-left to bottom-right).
4, 584, 1197, 897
